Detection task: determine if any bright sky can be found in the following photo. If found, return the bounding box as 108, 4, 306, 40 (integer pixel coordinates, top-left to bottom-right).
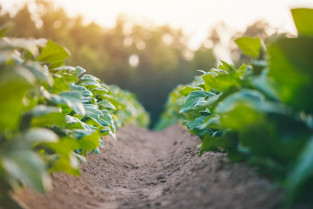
1, 0, 313, 50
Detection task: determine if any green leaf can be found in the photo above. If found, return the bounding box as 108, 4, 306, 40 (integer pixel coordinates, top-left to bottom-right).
235, 37, 262, 58
78, 74, 101, 89
24, 128, 59, 143
24, 61, 53, 86
31, 112, 66, 128
186, 116, 206, 130
36, 40, 70, 64
292, 8, 313, 36
180, 90, 214, 113
80, 74, 100, 83
28, 105, 60, 116
74, 66, 86, 77
97, 100, 116, 110
92, 87, 108, 95
50, 74, 70, 93
69, 83, 93, 97
74, 130, 100, 150
100, 110, 115, 133
51, 66, 86, 78
65, 115, 96, 131
285, 136, 313, 204
200, 134, 229, 155
268, 36, 313, 113
0, 67, 34, 131
47, 141, 80, 175
215, 90, 265, 114
179, 86, 202, 96
200, 114, 222, 130
2, 150, 51, 192
219, 60, 237, 73
202, 70, 242, 92
84, 103, 103, 119
41, 87, 86, 116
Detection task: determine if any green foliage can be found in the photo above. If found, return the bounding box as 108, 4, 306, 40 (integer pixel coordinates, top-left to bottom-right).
158, 8, 313, 206
0, 31, 149, 208
234, 37, 262, 58
291, 8, 313, 36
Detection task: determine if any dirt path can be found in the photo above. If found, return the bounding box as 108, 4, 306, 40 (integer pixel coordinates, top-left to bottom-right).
17, 125, 282, 209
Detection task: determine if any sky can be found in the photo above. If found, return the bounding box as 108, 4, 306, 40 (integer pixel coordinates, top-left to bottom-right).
1, 0, 313, 50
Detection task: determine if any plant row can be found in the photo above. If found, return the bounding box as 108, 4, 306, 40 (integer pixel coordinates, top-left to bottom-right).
0, 25, 149, 208
156, 8, 313, 206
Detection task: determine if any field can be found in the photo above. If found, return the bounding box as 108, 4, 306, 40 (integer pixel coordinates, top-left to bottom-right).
0, 5, 313, 209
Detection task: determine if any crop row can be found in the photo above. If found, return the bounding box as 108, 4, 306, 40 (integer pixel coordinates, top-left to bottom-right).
0, 26, 149, 208
156, 8, 313, 206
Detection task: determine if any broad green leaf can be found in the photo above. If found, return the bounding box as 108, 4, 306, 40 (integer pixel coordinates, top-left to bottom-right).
51, 74, 70, 93
24, 61, 53, 86
41, 87, 86, 116
215, 90, 265, 114
36, 40, 70, 64
47, 142, 80, 175
286, 136, 313, 204
199, 114, 222, 130
100, 110, 115, 134
24, 128, 58, 143
79, 74, 101, 89
216, 90, 266, 130
31, 112, 66, 128
51, 66, 86, 78
268, 36, 313, 113
92, 87, 108, 95
84, 103, 103, 119
200, 134, 229, 155
292, 8, 313, 36
0, 67, 34, 131
82, 96, 94, 103
202, 70, 241, 92
65, 115, 96, 131
58, 91, 85, 116
69, 83, 93, 97
28, 105, 60, 116
79, 74, 100, 83
179, 86, 202, 96
186, 116, 206, 130
79, 80, 101, 89
74, 130, 100, 150
235, 37, 262, 58
51, 66, 76, 73
219, 60, 237, 73
186, 116, 211, 137
2, 150, 51, 192
97, 100, 116, 110
180, 90, 214, 113
74, 66, 86, 77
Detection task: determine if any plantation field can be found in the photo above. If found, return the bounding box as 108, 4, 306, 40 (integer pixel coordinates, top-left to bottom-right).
1, 6, 313, 209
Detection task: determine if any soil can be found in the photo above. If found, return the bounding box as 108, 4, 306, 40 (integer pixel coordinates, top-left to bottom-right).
16, 125, 283, 209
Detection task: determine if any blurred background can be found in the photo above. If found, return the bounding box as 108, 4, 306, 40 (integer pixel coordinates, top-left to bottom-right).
1, 0, 312, 127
